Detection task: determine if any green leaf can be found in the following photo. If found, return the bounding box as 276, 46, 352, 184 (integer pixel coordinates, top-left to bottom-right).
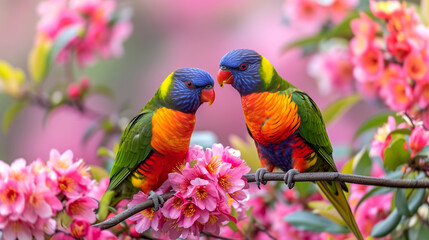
383, 138, 409, 170
295, 181, 317, 198
282, 34, 326, 52
355, 187, 393, 212
89, 165, 109, 182
2, 100, 28, 133
28, 38, 52, 83
322, 94, 361, 125
227, 220, 239, 233
352, 147, 372, 176
395, 188, 412, 217
409, 188, 425, 214
48, 25, 82, 66
354, 112, 400, 139
97, 147, 115, 159
371, 209, 401, 237
282, 11, 360, 52
285, 210, 349, 234
98, 190, 115, 221
387, 128, 412, 138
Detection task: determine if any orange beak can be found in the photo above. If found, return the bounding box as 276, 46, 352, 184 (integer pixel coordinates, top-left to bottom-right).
200, 88, 215, 106
217, 69, 234, 87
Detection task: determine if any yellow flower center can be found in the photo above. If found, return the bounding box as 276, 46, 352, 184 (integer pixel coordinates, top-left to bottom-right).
1, 186, 17, 203
218, 176, 231, 191
141, 209, 155, 220
183, 204, 196, 217
172, 197, 184, 209
58, 176, 76, 193
196, 188, 208, 199
207, 156, 222, 174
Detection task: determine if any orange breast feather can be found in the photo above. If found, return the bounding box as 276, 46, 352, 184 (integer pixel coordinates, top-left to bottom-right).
241, 92, 300, 145
133, 107, 195, 193
151, 107, 196, 155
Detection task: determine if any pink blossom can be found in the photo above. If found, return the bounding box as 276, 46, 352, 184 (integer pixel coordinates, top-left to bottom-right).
216, 163, 247, 194
67, 83, 81, 100
2, 220, 32, 240
69, 218, 90, 238
353, 46, 385, 82
404, 52, 429, 82
351, 12, 378, 39
381, 77, 414, 111
128, 191, 163, 232
185, 144, 205, 162
57, 167, 89, 198
409, 126, 429, 157
308, 42, 354, 95
21, 179, 62, 223
161, 195, 186, 220
35, 0, 132, 67
178, 202, 210, 228
51, 232, 75, 240
369, 0, 402, 19
0, 179, 25, 218
0, 161, 10, 179
86, 226, 118, 240
47, 149, 74, 174
34, 218, 56, 238
86, 177, 109, 201
414, 80, 429, 108
9, 158, 30, 182
370, 116, 398, 159
284, 0, 328, 33
327, 0, 359, 24
186, 178, 219, 211
202, 211, 231, 236
65, 196, 98, 223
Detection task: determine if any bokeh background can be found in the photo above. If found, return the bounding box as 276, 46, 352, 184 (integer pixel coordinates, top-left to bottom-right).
0, 0, 377, 165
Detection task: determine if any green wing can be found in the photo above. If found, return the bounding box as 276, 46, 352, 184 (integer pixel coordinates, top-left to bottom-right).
107, 110, 154, 191
290, 91, 337, 172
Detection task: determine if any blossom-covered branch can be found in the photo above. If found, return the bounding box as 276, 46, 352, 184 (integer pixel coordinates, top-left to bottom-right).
94, 171, 429, 230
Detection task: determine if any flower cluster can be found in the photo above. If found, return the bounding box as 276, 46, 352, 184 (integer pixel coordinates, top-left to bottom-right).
0, 149, 113, 239
305, 0, 429, 127
308, 39, 354, 96
370, 116, 429, 162
127, 144, 251, 239
35, 0, 132, 66
284, 0, 358, 34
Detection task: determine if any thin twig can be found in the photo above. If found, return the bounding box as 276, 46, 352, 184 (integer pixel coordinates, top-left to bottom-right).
93, 192, 175, 229
202, 231, 238, 240
93, 172, 429, 230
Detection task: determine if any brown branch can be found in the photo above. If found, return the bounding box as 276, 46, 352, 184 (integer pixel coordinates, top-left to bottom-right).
93, 172, 429, 230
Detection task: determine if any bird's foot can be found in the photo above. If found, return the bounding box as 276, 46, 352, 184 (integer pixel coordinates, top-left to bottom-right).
149, 190, 164, 211
284, 169, 300, 189
255, 168, 269, 189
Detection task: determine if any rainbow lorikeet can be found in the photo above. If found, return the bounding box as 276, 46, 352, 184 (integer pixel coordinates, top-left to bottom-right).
217, 49, 363, 240
101, 68, 215, 213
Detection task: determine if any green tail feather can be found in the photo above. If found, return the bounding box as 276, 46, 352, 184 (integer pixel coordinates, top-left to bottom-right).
316, 181, 363, 240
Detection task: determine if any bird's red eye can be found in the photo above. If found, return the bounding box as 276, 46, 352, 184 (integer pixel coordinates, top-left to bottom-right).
186, 81, 193, 87
240, 63, 247, 70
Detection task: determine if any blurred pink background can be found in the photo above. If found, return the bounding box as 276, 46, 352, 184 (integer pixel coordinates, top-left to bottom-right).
0, 0, 377, 165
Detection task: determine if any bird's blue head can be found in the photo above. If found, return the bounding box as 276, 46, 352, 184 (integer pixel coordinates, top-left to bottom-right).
218, 49, 265, 95
159, 68, 215, 113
